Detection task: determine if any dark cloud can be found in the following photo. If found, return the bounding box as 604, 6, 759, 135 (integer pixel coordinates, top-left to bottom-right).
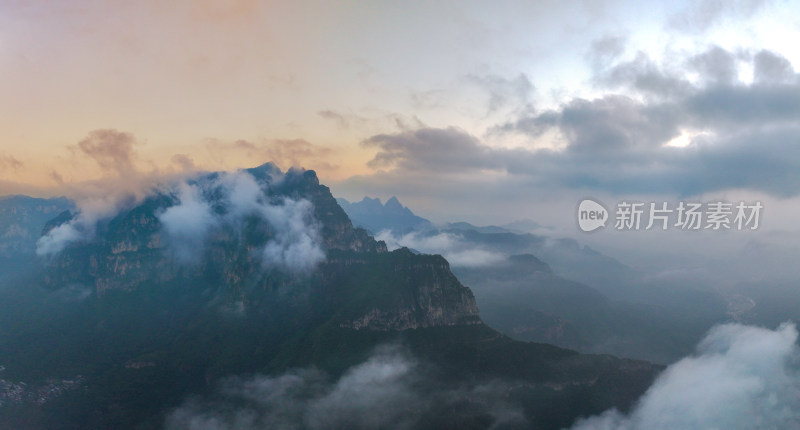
50, 170, 64, 185
557, 95, 682, 152
489, 110, 558, 138
205, 138, 338, 173
317, 109, 351, 128
685, 83, 800, 127
753, 50, 797, 84
362, 53, 800, 197
688, 46, 741, 85
595, 52, 694, 98
364, 127, 503, 173
0, 155, 23, 171
475, 46, 800, 196
170, 154, 196, 172
75, 129, 138, 176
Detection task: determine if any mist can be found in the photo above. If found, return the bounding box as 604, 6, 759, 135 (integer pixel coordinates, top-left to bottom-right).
166, 344, 526, 430
375, 230, 505, 267
571, 322, 800, 430
158, 170, 325, 272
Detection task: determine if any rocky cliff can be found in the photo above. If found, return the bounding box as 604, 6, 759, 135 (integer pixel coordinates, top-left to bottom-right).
39, 164, 478, 331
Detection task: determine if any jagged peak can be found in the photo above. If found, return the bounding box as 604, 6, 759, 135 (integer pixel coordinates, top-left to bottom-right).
358, 196, 382, 205
245, 162, 284, 183
385, 196, 403, 209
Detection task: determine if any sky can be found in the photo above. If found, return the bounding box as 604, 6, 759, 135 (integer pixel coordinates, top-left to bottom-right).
3, 0, 800, 272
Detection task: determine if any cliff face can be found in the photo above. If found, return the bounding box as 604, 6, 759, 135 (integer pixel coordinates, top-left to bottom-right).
327, 249, 481, 330
39, 164, 477, 331
0, 196, 73, 279
5, 165, 662, 430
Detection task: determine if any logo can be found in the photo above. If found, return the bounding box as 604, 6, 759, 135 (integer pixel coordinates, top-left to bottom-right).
578, 199, 608, 232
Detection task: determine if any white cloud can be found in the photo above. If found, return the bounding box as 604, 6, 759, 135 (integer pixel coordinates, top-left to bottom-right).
166, 344, 525, 430
571, 322, 800, 430
258, 197, 325, 272
158, 170, 325, 272
158, 182, 217, 264
36, 168, 325, 273
35, 223, 82, 256
166, 345, 420, 430
376, 230, 505, 267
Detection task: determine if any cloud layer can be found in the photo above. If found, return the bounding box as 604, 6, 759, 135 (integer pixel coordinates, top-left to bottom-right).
572, 322, 800, 430
166, 344, 524, 430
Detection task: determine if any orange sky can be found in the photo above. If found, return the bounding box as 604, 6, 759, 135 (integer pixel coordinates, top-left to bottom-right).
2, 0, 799, 214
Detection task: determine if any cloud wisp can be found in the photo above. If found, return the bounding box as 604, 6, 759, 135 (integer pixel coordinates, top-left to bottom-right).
36, 165, 325, 273
375, 230, 505, 267
158, 170, 325, 272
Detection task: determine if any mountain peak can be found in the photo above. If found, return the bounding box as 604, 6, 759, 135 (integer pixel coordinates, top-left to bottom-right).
244, 162, 284, 182
385, 196, 402, 209
337, 195, 431, 234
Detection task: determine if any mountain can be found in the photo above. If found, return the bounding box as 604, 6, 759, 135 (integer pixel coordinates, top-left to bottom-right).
345, 197, 730, 363
453, 254, 725, 363
0, 164, 660, 429
0, 195, 73, 281
336, 197, 642, 298
336, 196, 431, 234
500, 219, 548, 233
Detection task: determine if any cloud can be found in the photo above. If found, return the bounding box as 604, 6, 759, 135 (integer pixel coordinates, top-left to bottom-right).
571, 322, 800, 430
205, 138, 338, 174
753, 50, 797, 84
158, 182, 217, 264
170, 154, 197, 172
166, 344, 525, 429
556, 95, 681, 153
376, 230, 505, 267
668, 0, 770, 34
317, 109, 352, 128
36, 189, 147, 256
35, 151, 325, 273
157, 170, 325, 272
592, 52, 694, 98
36, 130, 198, 256
215, 170, 325, 272
166, 344, 419, 430
688, 45, 740, 85
74, 129, 139, 176
358, 46, 800, 198
0, 155, 23, 171
587, 35, 627, 70
364, 127, 504, 173
258, 197, 325, 272
36, 223, 82, 256
466, 73, 535, 115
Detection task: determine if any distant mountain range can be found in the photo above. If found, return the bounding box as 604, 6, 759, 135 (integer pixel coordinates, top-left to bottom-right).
337, 195, 546, 235
336, 196, 431, 234
0, 164, 659, 429
337, 195, 730, 364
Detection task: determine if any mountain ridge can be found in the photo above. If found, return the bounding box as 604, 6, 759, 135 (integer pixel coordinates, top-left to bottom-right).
0, 164, 661, 429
